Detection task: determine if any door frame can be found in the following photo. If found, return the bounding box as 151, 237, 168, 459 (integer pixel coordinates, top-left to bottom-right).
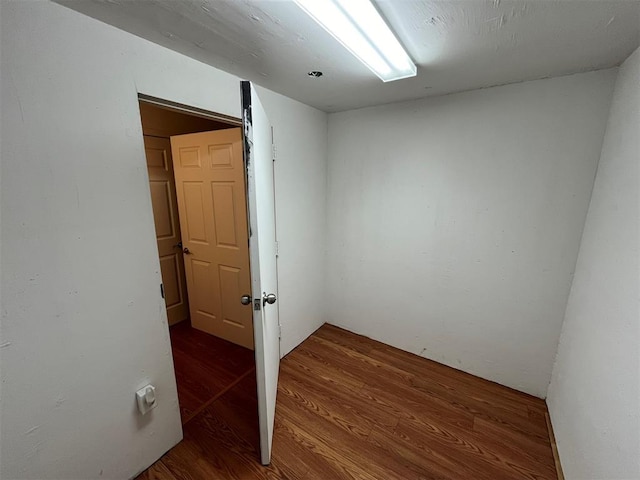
138, 94, 242, 127
137, 92, 261, 316
137, 93, 251, 329
136, 92, 261, 413
138, 94, 247, 333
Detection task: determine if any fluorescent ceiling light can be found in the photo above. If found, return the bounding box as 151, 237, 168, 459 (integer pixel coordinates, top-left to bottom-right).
294, 0, 417, 82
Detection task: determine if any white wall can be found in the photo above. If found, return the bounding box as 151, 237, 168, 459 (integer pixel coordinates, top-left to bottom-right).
326, 70, 616, 397
547, 46, 640, 480
0, 1, 326, 478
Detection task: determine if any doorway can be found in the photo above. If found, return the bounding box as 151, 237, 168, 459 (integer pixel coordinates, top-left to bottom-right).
138, 99, 256, 424
138, 84, 282, 469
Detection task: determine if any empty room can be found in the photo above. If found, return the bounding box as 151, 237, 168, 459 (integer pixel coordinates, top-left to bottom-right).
0, 1, 638, 479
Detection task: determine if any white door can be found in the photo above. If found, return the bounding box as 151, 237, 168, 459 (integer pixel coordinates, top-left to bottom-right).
241, 81, 280, 465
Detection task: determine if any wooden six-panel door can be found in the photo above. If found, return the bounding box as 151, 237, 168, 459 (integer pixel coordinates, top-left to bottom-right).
170, 129, 254, 350
144, 135, 190, 326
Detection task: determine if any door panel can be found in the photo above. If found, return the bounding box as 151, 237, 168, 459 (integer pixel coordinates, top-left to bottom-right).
144, 135, 189, 326
210, 144, 234, 168
149, 181, 174, 238
190, 259, 217, 318
182, 182, 208, 243
241, 81, 280, 465
219, 265, 245, 326
171, 129, 254, 350
158, 254, 182, 308
212, 183, 239, 247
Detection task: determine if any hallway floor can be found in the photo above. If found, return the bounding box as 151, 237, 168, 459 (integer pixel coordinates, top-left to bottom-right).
138, 324, 558, 479
169, 321, 255, 424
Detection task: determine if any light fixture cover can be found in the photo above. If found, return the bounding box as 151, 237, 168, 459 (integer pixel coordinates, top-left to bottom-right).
294, 0, 417, 82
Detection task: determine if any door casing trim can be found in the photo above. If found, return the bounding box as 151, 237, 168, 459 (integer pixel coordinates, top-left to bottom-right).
138, 93, 242, 126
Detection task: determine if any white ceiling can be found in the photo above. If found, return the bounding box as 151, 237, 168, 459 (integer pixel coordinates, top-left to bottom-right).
57, 0, 640, 112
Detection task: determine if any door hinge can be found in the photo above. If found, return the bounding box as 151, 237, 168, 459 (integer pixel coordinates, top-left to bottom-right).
275, 241, 279, 257
278, 324, 282, 340
272, 144, 277, 161
160, 283, 165, 299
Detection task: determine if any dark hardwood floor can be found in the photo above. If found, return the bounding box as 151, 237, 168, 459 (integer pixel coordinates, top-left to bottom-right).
138, 324, 557, 480
169, 321, 255, 424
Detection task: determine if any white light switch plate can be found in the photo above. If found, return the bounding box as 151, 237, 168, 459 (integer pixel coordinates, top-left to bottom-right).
136, 384, 157, 415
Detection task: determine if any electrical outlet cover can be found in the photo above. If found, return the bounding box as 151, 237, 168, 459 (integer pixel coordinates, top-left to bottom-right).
135, 384, 157, 415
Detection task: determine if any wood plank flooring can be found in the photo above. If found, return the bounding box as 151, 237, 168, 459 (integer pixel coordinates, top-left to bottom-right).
138, 324, 557, 480
169, 321, 255, 424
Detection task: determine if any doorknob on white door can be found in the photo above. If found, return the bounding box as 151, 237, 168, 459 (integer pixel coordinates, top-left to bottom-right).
262, 292, 277, 306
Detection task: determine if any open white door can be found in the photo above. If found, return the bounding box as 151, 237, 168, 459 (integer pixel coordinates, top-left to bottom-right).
241, 81, 280, 465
